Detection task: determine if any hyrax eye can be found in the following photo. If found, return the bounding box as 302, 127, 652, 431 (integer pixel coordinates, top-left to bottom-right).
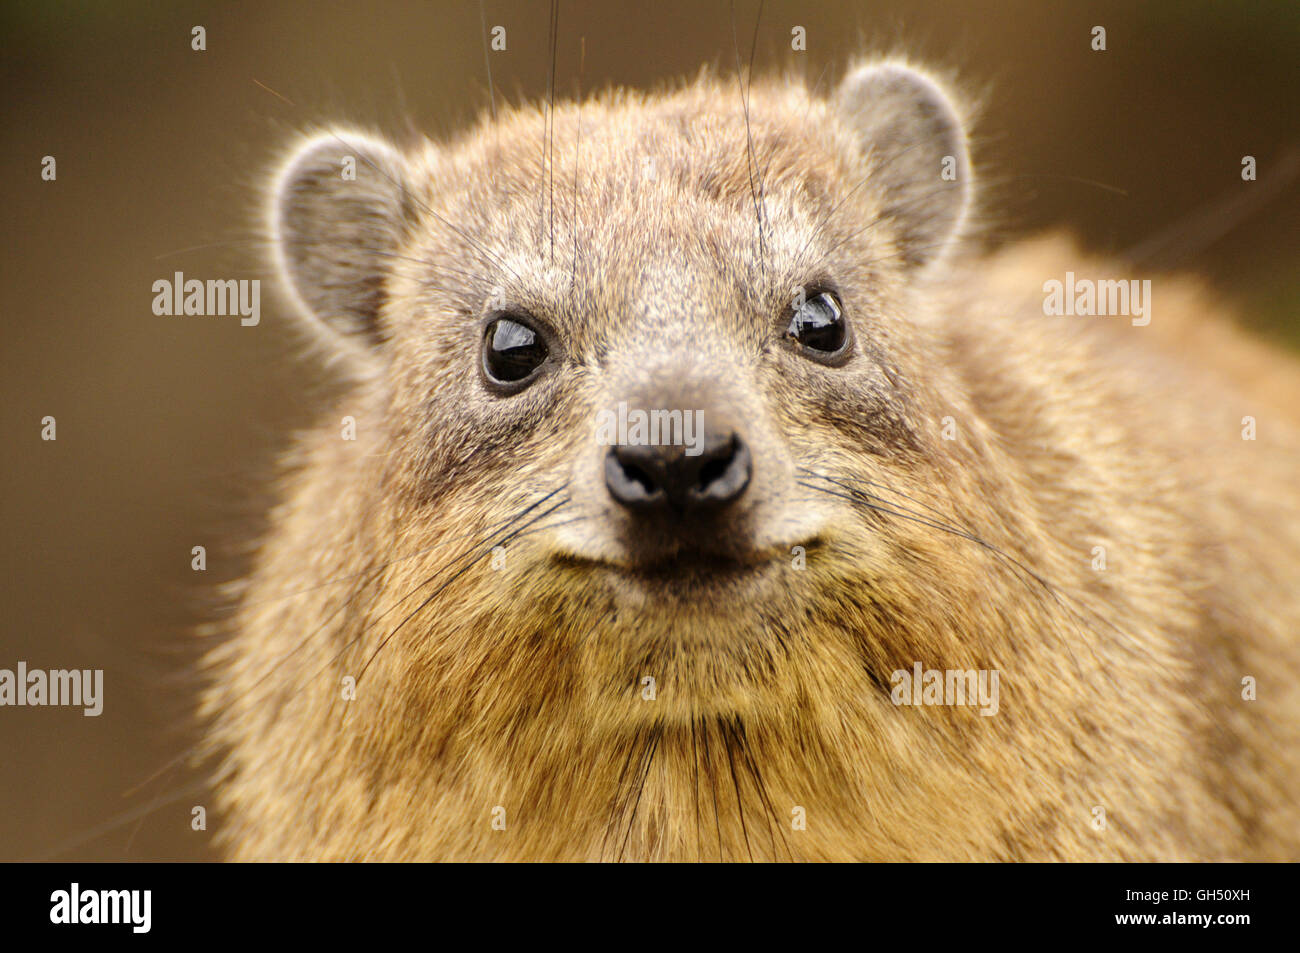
482, 316, 549, 388
786, 291, 849, 361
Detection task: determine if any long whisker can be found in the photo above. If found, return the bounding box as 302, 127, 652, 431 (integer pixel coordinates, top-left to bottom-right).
25, 778, 212, 862
546, 0, 560, 264
479, 0, 497, 126
570, 35, 585, 301
350, 492, 572, 686
803, 467, 1159, 662
795, 474, 1092, 678
104, 487, 571, 860
239, 485, 571, 731
731, 0, 767, 276
797, 469, 1161, 688
505, 512, 593, 543
241, 501, 562, 610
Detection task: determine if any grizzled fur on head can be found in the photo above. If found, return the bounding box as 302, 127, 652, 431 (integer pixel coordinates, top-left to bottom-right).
203, 60, 1300, 861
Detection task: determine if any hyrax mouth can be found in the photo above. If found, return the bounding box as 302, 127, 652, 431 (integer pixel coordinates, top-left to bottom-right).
557, 536, 823, 596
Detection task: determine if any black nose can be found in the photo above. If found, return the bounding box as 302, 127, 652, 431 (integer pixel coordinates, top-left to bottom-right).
605, 433, 752, 512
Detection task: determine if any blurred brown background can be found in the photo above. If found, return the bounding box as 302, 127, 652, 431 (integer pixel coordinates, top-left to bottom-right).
1, 0, 1296, 861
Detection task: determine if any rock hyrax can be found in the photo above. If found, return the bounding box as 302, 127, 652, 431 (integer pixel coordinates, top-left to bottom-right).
202, 61, 1300, 861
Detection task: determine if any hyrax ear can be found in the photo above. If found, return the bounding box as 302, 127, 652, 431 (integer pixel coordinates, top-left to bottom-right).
833, 62, 970, 266
271, 129, 415, 349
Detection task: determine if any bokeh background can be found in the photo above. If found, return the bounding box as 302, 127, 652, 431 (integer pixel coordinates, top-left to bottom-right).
2, 0, 1297, 860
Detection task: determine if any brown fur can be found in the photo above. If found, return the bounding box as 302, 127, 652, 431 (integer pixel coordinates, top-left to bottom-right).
201, 62, 1300, 860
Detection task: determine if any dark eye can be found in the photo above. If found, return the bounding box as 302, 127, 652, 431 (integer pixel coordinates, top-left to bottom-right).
482, 316, 548, 388
786, 291, 849, 361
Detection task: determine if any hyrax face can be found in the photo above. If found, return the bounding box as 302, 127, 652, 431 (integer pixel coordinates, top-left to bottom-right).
271, 64, 972, 717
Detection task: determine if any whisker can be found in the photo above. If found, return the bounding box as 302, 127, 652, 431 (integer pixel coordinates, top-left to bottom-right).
204, 486, 573, 804
349, 492, 573, 686
570, 35, 585, 302
731, 0, 767, 276
547, 0, 559, 264
479, 0, 497, 126
241, 502, 559, 610
26, 778, 213, 862
804, 467, 1158, 661
504, 512, 593, 543
797, 469, 1163, 689
228, 486, 563, 727
795, 476, 1091, 678
100, 473, 549, 849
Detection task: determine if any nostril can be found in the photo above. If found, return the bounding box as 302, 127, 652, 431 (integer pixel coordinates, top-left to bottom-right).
605, 447, 667, 508
623, 462, 656, 495
696, 447, 734, 489
691, 436, 750, 505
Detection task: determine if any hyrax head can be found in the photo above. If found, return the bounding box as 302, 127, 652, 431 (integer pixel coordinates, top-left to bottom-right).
269, 62, 972, 694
